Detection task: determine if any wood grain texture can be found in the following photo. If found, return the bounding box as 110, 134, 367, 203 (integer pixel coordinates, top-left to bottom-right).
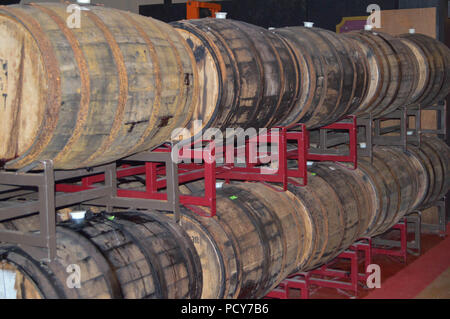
0, 211, 202, 299
0, 4, 197, 170
362, 8, 446, 130
172, 19, 300, 137
275, 26, 367, 128
0, 261, 43, 299
178, 181, 313, 299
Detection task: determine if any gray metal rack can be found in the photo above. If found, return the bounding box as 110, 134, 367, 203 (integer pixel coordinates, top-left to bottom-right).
0, 150, 180, 262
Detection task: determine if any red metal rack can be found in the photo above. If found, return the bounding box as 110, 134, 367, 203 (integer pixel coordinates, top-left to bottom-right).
55, 118, 359, 217
265, 216, 421, 299
215, 124, 309, 189
0, 103, 443, 269
266, 238, 372, 299
372, 219, 408, 264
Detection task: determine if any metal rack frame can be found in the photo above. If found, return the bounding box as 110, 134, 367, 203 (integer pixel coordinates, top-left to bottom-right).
0, 102, 446, 266
59, 119, 358, 217
266, 238, 373, 299
356, 101, 447, 157
419, 198, 447, 237
265, 102, 448, 300
0, 161, 114, 262
0, 151, 182, 262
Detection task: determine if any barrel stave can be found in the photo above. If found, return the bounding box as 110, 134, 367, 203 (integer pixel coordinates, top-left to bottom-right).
0, 211, 202, 299
0, 3, 197, 170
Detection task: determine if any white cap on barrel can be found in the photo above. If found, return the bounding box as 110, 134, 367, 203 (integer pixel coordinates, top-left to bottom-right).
304, 21, 314, 28
216, 12, 228, 19
364, 24, 373, 31
268, 27, 275, 30
409, 28, 416, 34
77, 0, 91, 4
70, 211, 87, 221
216, 182, 224, 189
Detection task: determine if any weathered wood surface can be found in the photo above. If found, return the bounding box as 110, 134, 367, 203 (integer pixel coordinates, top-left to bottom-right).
172, 19, 299, 137
0, 3, 197, 170
0, 211, 202, 299
0, 260, 43, 299
178, 182, 312, 299
399, 33, 450, 108
274, 26, 368, 128
344, 31, 418, 117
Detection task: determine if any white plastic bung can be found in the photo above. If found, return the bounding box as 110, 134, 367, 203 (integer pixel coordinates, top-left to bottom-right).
304, 21, 314, 28
409, 28, 416, 34
216, 12, 228, 19
70, 211, 87, 220
364, 24, 373, 31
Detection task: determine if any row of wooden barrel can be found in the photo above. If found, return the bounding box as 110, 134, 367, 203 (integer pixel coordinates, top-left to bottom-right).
174, 135, 449, 299
346, 32, 450, 117
1, 136, 448, 299
1, 3, 450, 170
174, 19, 450, 133
0, 211, 203, 299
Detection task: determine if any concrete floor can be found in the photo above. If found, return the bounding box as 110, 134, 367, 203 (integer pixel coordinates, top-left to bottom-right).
415, 268, 450, 299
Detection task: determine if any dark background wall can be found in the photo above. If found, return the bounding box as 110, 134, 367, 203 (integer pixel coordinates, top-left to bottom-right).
307, 0, 398, 30
139, 0, 310, 28
0, 0, 21, 4
139, 0, 448, 39
139, 0, 401, 30
2, 0, 445, 34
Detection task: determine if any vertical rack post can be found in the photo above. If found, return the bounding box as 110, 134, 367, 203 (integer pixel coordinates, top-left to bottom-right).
39, 160, 56, 262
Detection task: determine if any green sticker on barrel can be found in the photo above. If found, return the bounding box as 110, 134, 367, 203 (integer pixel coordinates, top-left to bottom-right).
107, 216, 115, 221
229, 195, 238, 200
310, 172, 317, 176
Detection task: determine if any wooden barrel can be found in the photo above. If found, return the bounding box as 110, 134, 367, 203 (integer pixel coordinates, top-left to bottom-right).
339, 35, 370, 115
0, 3, 197, 170
411, 136, 450, 207
285, 176, 344, 271
172, 19, 299, 139
0, 211, 202, 299
354, 156, 395, 236
286, 172, 361, 270
310, 164, 366, 246
376, 147, 420, 232
399, 33, 450, 108
0, 260, 44, 299
353, 147, 420, 236
177, 182, 314, 299
344, 31, 417, 117
400, 146, 429, 210
397, 37, 429, 106
273, 26, 367, 128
